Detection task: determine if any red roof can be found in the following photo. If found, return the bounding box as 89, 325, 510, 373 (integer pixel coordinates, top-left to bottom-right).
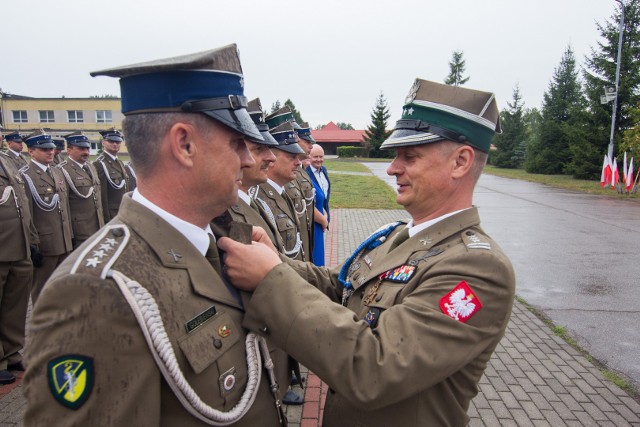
311, 122, 366, 143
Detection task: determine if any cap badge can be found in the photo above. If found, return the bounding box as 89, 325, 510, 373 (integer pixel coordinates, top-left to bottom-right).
439, 281, 482, 323
405, 80, 420, 104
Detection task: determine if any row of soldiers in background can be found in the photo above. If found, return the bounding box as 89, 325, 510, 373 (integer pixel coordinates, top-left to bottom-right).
213, 98, 320, 405
0, 126, 135, 385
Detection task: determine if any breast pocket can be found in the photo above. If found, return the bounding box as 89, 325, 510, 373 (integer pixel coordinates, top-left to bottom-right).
361, 284, 404, 329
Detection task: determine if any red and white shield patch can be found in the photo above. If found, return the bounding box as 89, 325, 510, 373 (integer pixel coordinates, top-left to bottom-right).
439, 281, 482, 323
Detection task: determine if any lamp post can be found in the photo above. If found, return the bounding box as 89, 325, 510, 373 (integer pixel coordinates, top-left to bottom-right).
608, 0, 625, 160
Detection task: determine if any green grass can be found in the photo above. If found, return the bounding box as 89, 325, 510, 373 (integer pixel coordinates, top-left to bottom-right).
514, 296, 637, 397
484, 165, 639, 199
329, 174, 399, 209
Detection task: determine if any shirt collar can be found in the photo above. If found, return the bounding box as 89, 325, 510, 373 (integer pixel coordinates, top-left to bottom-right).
8, 149, 22, 158
237, 189, 251, 205
70, 158, 86, 168
406, 208, 470, 238
31, 159, 49, 172
104, 151, 118, 161
131, 189, 213, 256
267, 178, 285, 195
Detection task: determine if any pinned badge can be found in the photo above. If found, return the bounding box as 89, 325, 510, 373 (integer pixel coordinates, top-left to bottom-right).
219, 367, 237, 394
47, 355, 94, 409
218, 325, 232, 338
439, 281, 483, 323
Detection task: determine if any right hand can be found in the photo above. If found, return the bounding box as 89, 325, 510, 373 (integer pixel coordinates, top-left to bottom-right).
30, 245, 44, 268
217, 237, 282, 291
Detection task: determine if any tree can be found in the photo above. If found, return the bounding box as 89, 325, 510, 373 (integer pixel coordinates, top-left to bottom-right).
363, 92, 393, 158
492, 85, 526, 168
525, 46, 586, 175
444, 50, 470, 86
284, 99, 304, 124
580, 0, 640, 178
336, 122, 354, 130
270, 100, 281, 113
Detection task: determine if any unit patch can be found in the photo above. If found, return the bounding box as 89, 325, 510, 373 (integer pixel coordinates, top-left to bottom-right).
47, 355, 94, 409
439, 281, 483, 323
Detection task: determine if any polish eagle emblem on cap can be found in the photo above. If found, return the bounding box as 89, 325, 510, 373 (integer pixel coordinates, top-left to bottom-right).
405, 79, 420, 104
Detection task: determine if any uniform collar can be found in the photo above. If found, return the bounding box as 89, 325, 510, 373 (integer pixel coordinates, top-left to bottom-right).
237, 189, 251, 205
31, 159, 49, 172
104, 151, 118, 161
267, 178, 285, 195
406, 208, 470, 238
8, 149, 22, 158
131, 189, 212, 256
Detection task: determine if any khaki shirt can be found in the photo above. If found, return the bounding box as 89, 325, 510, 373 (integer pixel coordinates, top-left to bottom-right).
57, 160, 105, 246
24, 195, 283, 426
243, 208, 516, 427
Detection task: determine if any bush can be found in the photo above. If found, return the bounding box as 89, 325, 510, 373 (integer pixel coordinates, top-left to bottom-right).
337, 146, 368, 158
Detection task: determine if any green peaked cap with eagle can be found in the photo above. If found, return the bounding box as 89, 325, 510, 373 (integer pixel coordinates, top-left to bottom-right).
381, 78, 501, 153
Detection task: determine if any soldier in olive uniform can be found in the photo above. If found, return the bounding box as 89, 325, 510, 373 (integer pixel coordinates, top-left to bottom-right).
94, 128, 132, 222
25, 45, 287, 426
255, 121, 306, 261
20, 130, 73, 303
0, 152, 37, 384
265, 109, 314, 261
125, 161, 137, 191
221, 78, 516, 427
3, 132, 28, 169
52, 137, 66, 165
57, 132, 105, 248
293, 122, 317, 258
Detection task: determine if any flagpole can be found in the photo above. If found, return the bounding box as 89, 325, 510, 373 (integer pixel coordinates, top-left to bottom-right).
608, 0, 625, 160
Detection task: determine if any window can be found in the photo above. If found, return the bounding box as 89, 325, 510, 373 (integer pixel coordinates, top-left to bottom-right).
39, 110, 55, 123
96, 110, 113, 123
12, 111, 28, 123
68, 110, 84, 123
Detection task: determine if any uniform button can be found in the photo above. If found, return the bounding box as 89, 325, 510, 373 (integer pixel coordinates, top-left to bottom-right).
213, 339, 222, 349
260, 326, 270, 334
111, 228, 124, 237
465, 230, 474, 236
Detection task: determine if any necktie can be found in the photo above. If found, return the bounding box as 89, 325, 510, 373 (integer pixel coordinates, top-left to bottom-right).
249, 198, 260, 213
206, 234, 243, 306
388, 227, 410, 251
46, 168, 54, 180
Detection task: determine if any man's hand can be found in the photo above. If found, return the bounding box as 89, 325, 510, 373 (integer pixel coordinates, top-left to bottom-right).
218, 237, 282, 291
251, 226, 278, 254
30, 244, 44, 268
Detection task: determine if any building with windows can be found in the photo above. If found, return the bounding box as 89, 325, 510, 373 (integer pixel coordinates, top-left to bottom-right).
0, 92, 125, 153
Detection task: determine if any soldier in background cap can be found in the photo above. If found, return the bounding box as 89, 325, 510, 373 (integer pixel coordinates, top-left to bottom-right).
52, 137, 66, 165
255, 121, 306, 262
3, 132, 28, 169
220, 78, 516, 426
0, 147, 37, 384
25, 45, 286, 426
93, 128, 133, 222
295, 122, 319, 263
19, 130, 73, 303
57, 132, 104, 248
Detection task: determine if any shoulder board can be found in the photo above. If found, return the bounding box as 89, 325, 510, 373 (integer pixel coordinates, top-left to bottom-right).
70, 225, 130, 279
95, 154, 105, 161
0, 152, 10, 159
461, 229, 491, 250
18, 164, 29, 174
56, 161, 68, 168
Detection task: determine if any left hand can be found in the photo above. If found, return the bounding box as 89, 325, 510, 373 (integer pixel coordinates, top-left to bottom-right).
251, 226, 278, 253
218, 237, 282, 291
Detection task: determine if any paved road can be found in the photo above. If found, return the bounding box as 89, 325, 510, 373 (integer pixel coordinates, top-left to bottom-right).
363, 162, 640, 391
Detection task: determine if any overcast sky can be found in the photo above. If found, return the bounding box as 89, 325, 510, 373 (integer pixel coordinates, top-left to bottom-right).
1, 0, 617, 129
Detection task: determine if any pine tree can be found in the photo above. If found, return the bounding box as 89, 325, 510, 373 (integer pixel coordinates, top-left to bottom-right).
362, 92, 393, 158
580, 0, 640, 178
525, 46, 586, 175
336, 122, 354, 130
284, 99, 304, 124
492, 85, 526, 168
444, 50, 470, 86
270, 100, 281, 114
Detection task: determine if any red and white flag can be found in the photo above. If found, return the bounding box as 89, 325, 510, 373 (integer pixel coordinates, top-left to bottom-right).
601, 154, 611, 188
626, 157, 634, 192
611, 157, 619, 188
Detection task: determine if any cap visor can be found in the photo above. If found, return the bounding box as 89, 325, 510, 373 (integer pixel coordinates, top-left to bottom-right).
380, 129, 444, 149
202, 108, 263, 142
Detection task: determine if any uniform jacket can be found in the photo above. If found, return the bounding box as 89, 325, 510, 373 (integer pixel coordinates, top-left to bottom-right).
3, 150, 28, 170
242, 208, 516, 427
93, 154, 132, 223
58, 160, 105, 244
125, 161, 137, 191
21, 161, 73, 257
255, 182, 305, 261
0, 153, 36, 262
292, 167, 315, 260
226, 197, 284, 250
306, 165, 330, 221
24, 195, 283, 427
283, 176, 312, 262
